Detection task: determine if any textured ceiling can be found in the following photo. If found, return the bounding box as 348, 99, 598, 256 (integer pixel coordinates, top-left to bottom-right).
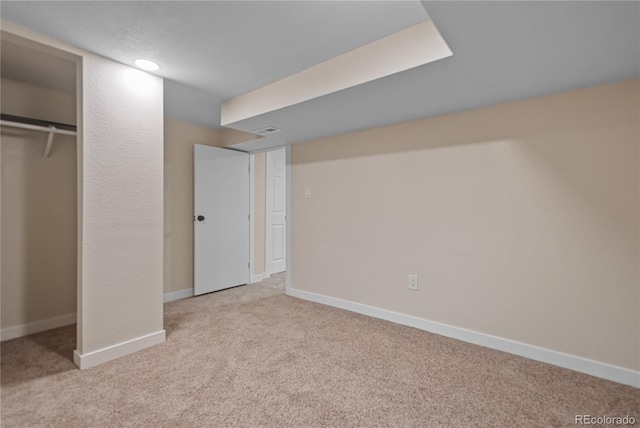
1, 0, 428, 130
0, 1, 427, 93
1, 1, 638, 149
227, 1, 640, 150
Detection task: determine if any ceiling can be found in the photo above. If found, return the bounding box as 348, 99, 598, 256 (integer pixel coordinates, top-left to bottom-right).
1, 1, 638, 151
229, 1, 640, 150
1, 1, 427, 129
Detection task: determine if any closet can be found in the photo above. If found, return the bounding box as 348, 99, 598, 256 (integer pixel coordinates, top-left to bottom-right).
0, 34, 79, 340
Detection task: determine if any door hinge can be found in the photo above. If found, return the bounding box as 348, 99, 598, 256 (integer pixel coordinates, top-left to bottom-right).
248, 214, 250, 221
248, 262, 250, 268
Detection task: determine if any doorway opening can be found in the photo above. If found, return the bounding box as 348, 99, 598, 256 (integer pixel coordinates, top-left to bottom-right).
250, 147, 286, 283
0, 32, 81, 353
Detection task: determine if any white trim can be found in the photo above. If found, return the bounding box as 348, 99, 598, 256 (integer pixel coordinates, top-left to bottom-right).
249, 154, 256, 279
265, 147, 287, 275
285, 144, 292, 295
163, 288, 194, 303
250, 272, 271, 283
1, 313, 77, 341
287, 288, 640, 388
73, 330, 166, 370
265, 150, 273, 275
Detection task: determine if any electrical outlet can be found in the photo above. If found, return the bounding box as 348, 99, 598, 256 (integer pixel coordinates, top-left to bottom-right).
408, 274, 418, 291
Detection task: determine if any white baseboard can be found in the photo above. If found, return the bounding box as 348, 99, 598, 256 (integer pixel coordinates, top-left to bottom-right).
163, 288, 194, 303
164, 277, 272, 300
1, 313, 76, 342
250, 272, 270, 284
74, 330, 166, 370
288, 288, 640, 388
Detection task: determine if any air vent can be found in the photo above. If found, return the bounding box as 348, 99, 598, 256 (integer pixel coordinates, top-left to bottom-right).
253, 126, 281, 135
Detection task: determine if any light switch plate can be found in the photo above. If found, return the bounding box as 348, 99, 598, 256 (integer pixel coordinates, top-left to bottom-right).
408, 274, 418, 290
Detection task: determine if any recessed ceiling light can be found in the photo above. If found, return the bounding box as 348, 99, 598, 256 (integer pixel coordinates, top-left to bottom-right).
135, 59, 160, 71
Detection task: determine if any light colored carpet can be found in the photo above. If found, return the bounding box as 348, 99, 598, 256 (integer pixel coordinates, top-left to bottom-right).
2, 273, 638, 427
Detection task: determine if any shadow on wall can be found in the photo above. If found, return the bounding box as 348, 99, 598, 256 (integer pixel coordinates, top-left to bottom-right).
293, 79, 639, 259
293, 80, 639, 164
290, 79, 639, 368
1, 128, 77, 332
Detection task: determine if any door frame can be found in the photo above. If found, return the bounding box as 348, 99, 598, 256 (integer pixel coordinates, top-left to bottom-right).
248, 150, 268, 283
248, 154, 263, 283
265, 147, 286, 275
249, 145, 289, 283
0, 30, 84, 349
284, 144, 292, 294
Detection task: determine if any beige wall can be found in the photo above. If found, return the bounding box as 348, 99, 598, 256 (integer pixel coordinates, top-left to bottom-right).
164, 119, 266, 290
1, 77, 77, 331
253, 153, 266, 275
291, 79, 639, 371
164, 117, 227, 294
1, 78, 76, 123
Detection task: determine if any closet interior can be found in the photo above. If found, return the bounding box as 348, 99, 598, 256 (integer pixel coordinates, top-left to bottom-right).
1, 34, 79, 341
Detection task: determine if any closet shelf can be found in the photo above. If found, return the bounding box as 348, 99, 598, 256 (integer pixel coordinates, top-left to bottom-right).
0, 113, 77, 160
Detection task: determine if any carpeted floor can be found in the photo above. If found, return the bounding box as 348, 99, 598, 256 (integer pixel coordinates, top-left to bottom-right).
2, 273, 638, 427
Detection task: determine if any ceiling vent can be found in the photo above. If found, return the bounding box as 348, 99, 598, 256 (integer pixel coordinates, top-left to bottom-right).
253, 126, 281, 135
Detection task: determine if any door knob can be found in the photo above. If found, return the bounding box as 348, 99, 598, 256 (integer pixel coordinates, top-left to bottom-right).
197, 215, 205, 221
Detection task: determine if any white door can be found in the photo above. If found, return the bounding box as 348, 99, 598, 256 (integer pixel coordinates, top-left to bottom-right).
194, 144, 249, 295
266, 148, 286, 274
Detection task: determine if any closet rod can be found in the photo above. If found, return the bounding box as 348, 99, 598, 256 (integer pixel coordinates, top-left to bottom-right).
1, 114, 77, 159
0, 113, 77, 135
0, 120, 77, 136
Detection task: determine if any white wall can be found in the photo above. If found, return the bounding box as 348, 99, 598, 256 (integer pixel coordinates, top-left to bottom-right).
78, 55, 165, 361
